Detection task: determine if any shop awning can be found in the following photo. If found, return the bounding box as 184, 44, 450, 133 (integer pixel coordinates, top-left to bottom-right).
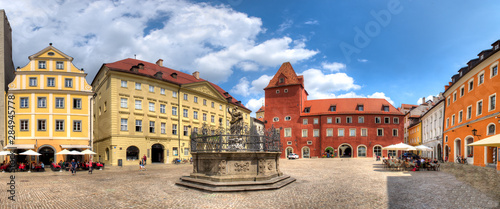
3, 144, 35, 150
60, 145, 91, 149
468, 134, 500, 147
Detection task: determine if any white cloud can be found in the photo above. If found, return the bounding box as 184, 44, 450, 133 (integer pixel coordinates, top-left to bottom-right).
321, 61, 346, 72
246, 97, 265, 117
312, 91, 395, 105
230, 74, 272, 97
417, 95, 437, 104
304, 20, 319, 25
230, 77, 251, 97
4, 0, 317, 84
300, 68, 361, 99
368, 92, 395, 105
277, 19, 293, 33
357, 59, 368, 63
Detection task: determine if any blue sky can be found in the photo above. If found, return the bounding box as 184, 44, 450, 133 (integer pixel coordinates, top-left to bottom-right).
3, 0, 500, 116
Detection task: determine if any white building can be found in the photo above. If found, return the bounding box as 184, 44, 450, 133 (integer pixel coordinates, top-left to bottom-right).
421, 97, 444, 160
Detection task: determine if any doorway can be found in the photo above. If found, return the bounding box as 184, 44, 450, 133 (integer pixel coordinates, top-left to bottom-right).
38, 146, 55, 165
151, 144, 164, 163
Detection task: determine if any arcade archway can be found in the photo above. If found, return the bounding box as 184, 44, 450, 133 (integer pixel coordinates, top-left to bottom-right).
338, 144, 352, 158
151, 144, 164, 163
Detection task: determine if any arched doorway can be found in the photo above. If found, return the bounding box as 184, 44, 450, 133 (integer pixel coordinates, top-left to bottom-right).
325, 147, 334, 158
286, 147, 293, 157
445, 145, 450, 161
126, 146, 139, 160
302, 147, 310, 158
151, 144, 164, 163
357, 145, 367, 157
465, 136, 474, 164
338, 144, 352, 158
373, 145, 382, 157
38, 146, 55, 165
454, 139, 462, 159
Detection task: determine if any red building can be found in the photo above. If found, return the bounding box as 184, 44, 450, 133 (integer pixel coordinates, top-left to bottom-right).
264, 62, 404, 158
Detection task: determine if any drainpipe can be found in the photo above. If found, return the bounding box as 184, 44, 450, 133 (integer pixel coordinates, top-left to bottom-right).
177, 86, 181, 159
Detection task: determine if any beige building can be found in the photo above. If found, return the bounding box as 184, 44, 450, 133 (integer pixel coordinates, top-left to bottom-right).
1, 10, 15, 150
91, 58, 251, 166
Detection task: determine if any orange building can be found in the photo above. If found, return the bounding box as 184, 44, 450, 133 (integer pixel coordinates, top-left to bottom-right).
408, 122, 421, 146
443, 40, 500, 170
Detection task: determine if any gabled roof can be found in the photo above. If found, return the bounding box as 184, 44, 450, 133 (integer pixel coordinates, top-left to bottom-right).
265, 62, 302, 89
400, 104, 418, 109
302, 98, 403, 116
95, 58, 250, 111
256, 106, 265, 113
28, 44, 73, 61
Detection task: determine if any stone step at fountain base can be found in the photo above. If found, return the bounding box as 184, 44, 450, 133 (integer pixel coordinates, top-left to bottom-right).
176, 175, 296, 192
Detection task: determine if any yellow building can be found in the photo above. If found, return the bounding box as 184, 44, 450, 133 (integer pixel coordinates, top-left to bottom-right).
6, 44, 93, 164
91, 58, 251, 166
408, 122, 422, 146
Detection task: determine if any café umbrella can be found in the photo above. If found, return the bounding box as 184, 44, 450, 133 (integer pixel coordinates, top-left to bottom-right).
468, 134, 500, 147
382, 143, 416, 158
20, 150, 41, 172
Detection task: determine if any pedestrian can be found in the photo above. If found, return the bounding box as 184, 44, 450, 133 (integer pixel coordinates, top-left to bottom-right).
142, 154, 147, 166
70, 159, 77, 175
88, 158, 93, 174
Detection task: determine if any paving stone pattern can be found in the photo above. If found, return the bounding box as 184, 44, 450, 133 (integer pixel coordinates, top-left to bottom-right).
0, 158, 498, 208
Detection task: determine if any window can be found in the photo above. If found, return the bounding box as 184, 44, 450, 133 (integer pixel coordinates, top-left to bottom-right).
121, 80, 127, 88
126, 146, 139, 160
149, 85, 154, 92
349, 129, 356, 136
492, 65, 498, 78
172, 107, 177, 116
358, 146, 366, 157
358, 116, 364, 123
392, 129, 398, 136
467, 106, 472, 120
357, 105, 364, 111
120, 98, 128, 108
313, 129, 319, 137
149, 102, 155, 112
56, 98, 64, 108
149, 121, 155, 133
303, 119, 308, 125
135, 120, 142, 132
326, 128, 333, 137
284, 128, 291, 137
479, 73, 484, 85
489, 94, 496, 111
460, 86, 464, 97
327, 117, 332, 124
160, 104, 166, 113
302, 129, 308, 137
135, 100, 142, 110
193, 111, 198, 119
211, 115, 215, 123
377, 128, 383, 136
70, 98, 81, 109
469, 79, 474, 91
451, 114, 455, 126
161, 123, 166, 134
488, 124, 496, 135
313, 118, 319, 124
20, 97, 29, 108
287, 141, 292, 145
384, 117, 390, 124
39, 61, 46, 69
361, 128, 367, 136
194, 96, 198, 103
29, 77, 37, 87
172, 124, 177, 135
346, 117, 352, 123
55, 120, 64, 131
375, 117, 381, 124
172, 91, 177, 98
383, 106, 389, 112
329, 105, 336, 112
160, 88, 165, 95
338, 129, 344, 137
135, 83, 141, 90
279, 78, 284, 83
20, 120, 29, 131
336, 117, 341, 124
73, 120, 82, 132
446, 118, 449, 128
458, 111, 463, 123
273, 117, 279, 122
304, 107, 310, 113
445, 136, 448, 143
211, 102, 214, 108
38, 97, 46, 108
276, 90, 280, 94
54, 61, 63, 69
121, 119, 128, 131
47, 77, 55, 87
447, 97, 450, 106
183, 94, 188, 100
453, 92, 457, 102
285, 116, 291, 121
219, 105, 222, 110
203, 113, 207, 121
393, 118, 399, 124
37, 120, 46, 131
284, 89, 288, 93
477, 100, 483, 116
65, 78, 73, 88
183, 109, 188, 117
173, 147, 178, 156
203, 99, 207, 106
307, 141, 312, 145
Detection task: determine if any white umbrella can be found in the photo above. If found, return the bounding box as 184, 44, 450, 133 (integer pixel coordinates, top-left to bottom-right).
382, 143, 416, 151
56, 149, 71, 155
0, 151, 15, 156
415, 145, 433, 151
19, 150, 41, 172
69, 150, 84, 155
81, 149, 96, 155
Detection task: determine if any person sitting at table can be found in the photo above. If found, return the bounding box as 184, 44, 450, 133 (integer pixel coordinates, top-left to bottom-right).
433, 158, 438, 164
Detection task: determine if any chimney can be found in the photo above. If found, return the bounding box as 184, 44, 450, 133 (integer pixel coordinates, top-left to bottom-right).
156, 59, 163, 67
192, 71, 200, 80
422, 97, 426, 104
138, 63, 144, 69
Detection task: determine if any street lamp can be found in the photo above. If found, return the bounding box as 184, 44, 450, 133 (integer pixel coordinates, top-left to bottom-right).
472, 129, 481, 137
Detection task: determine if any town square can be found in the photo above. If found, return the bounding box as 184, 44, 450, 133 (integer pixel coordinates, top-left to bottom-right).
1, 0, 500, 208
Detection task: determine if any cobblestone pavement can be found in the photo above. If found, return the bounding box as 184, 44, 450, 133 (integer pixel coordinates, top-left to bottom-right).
0, 158, 498, 208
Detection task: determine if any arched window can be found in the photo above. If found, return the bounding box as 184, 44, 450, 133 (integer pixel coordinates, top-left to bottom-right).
126, 146, 139, 160
105, 148, 110, 160
488, 124, 496, 135
466, 137, 474, 157
373, 146, 382, 157
358, 146, 366, 157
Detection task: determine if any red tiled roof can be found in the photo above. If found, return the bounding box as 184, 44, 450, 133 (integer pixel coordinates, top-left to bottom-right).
101, 58, 250, 111
302, 98, 403, 116
256, 106, 265, 113
265, 62, 302, 89
400, 104, 418, 109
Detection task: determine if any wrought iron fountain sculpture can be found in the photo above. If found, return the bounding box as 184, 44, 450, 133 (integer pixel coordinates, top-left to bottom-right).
176, 106, 295, 192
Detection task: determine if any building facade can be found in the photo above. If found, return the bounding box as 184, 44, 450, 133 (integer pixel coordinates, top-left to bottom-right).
7, 45, 93, 164
0, 10, 15, 150
408, 122, 421, 147
264, 62, 404, 159
91, 58, 251, 166
443, 40, 500, 170
421, 98, 444, 159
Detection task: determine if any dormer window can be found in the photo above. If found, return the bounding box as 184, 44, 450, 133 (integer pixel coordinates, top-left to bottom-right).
357, 105, 364, 111
304, 107, 310, 113
480, 54, 484, 60
383, 105, 389, 112
329, 105, 336, 112
279, 78, 284, 83
496, 45, 499, 50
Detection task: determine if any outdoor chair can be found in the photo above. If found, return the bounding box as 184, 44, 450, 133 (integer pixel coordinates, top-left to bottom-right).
51, 163, 61, 171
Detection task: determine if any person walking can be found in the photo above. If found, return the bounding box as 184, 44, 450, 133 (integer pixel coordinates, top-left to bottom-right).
70, 159, 77, 175
88, 158, 93, 174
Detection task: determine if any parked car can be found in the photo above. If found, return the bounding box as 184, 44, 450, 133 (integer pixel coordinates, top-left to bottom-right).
288, 153, 299, 159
